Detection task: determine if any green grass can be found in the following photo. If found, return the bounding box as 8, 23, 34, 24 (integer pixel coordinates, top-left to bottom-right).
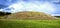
0, 20, 60, 28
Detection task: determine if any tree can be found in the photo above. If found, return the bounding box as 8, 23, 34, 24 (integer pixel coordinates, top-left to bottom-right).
0, 11, 11, 16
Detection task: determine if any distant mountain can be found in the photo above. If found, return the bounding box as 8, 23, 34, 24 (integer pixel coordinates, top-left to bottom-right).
0, 11, 56, 20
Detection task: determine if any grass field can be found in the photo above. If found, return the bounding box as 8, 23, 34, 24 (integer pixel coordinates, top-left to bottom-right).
0, 19, 60, 28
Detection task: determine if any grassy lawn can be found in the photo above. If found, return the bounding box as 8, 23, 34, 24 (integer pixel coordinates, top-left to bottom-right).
0, 19, 60, 28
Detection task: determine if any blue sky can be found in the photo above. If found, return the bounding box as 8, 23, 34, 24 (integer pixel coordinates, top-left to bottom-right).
0, 0, 60, 16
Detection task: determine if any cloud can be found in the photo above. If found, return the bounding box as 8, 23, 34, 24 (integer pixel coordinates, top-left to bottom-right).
8, 1, 55, 14
0, 0, 56, 14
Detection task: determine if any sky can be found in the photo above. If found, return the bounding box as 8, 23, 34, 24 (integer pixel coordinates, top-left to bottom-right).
0, 0, 60, 16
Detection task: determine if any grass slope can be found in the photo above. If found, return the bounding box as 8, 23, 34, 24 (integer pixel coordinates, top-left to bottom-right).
5, 11, 57, 20
0, 20, 60, 28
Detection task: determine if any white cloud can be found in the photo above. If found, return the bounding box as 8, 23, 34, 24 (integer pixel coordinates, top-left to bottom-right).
6, 1, 55, 14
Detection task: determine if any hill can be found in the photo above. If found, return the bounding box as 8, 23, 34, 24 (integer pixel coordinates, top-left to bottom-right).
1, 11, 56, 20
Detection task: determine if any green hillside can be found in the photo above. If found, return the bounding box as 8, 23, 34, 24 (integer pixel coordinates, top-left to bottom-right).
0, 11, 57, 20
0, 11, 59, 28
